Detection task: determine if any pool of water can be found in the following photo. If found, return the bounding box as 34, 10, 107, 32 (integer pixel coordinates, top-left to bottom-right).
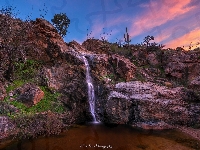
1, 123, 200, 150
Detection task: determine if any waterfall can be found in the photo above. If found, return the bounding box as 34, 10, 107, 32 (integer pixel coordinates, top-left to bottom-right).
82, 55, 98, 123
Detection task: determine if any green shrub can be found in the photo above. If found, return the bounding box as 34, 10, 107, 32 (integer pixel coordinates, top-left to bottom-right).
6, 79, 25, 93
14, 59, 41, 80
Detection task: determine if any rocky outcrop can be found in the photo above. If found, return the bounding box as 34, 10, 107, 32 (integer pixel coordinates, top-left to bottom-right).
14, 83, 44, 107
103, 81, 200, 128
25, 18, 70, 63
0, 116, 15, 140
146, 52, 159, 66
78, 53, 137, 83
189, 76, 200, 89
0, 82, 6, 101
165, 62, 186, 79
129, 47, 200, 89
163, 50, 200, 82
82, 39, 111, 54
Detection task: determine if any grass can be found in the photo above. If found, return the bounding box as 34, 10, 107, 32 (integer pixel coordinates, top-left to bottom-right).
14, 59, 42, 81
3, 80, 65, 118
27, 86, 64, 113
2, 56, 66, 119
6, 79, 25, 93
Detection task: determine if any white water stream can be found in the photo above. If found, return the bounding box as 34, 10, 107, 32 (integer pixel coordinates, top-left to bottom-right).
82, 55, 98, 123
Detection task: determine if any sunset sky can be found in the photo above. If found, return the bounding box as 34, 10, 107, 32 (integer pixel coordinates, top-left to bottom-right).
0, 0, 200, 49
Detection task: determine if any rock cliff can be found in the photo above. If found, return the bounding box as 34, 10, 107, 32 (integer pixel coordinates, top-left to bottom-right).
0, 15, 200, 139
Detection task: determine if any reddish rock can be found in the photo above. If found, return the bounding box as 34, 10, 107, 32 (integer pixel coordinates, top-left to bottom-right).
164, 81, 173, 88
109, 54, 136, 81
14, 83, 44, 107
163, 50, 200, 84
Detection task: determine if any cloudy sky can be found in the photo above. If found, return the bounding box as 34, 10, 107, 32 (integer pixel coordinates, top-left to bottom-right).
0, 0, 200, 49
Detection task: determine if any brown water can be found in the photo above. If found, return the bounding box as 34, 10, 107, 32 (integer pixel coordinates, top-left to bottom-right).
1, 123, 200, 150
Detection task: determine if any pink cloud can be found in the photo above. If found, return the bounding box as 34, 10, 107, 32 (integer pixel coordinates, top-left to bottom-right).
130, 0, 196, 37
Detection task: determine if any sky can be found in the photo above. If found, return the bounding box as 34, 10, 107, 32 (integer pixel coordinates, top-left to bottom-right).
0, 0, 200, 50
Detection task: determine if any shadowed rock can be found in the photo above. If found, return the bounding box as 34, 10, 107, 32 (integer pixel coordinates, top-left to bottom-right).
14, 83, 44, 107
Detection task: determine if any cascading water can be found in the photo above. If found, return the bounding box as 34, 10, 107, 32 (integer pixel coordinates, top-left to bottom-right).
82, 55, 98, 123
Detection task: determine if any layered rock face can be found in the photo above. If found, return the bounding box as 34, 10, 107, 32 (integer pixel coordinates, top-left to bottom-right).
103, 81, 200, 128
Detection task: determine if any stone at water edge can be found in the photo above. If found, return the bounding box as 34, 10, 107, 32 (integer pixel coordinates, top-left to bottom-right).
0, 116, 15, 140
104, 81, 200, 127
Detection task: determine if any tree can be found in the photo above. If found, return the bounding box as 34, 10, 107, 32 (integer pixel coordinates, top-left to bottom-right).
143, 35, 154, 47
51, 13, 70, 37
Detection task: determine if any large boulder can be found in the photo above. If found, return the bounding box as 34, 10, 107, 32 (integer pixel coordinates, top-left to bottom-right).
14, 83, 44, 107
103, 81, 200, 128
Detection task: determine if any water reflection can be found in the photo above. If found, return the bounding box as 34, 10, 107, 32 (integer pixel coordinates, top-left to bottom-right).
1, 124, 200, 150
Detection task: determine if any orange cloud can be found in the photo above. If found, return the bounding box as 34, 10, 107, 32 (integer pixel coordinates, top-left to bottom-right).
166, 28, 200, 49
130, 0, 196, 37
